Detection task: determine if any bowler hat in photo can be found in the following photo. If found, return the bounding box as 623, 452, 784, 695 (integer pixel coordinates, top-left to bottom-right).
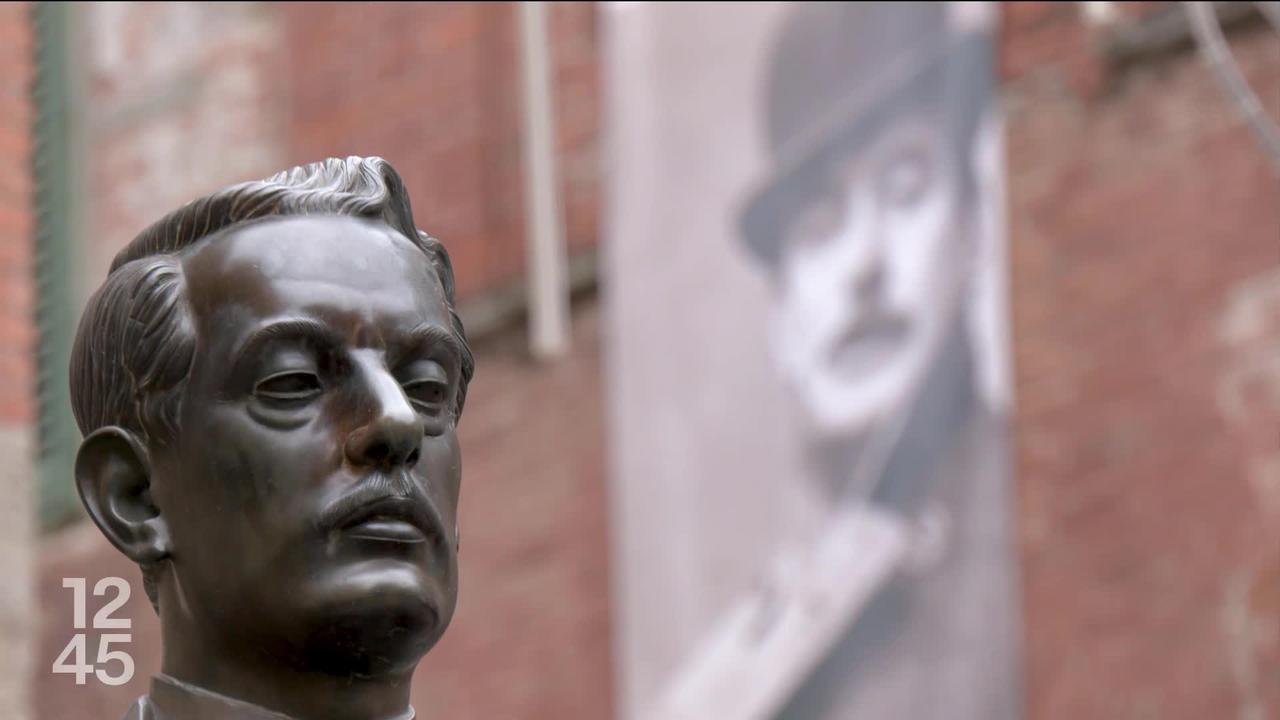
738, 2, 992, 268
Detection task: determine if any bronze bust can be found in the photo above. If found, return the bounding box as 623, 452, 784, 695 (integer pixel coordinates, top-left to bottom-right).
68, 157, 475, 720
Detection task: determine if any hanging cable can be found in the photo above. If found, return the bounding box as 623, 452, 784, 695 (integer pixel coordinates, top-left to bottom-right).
1185, 1, 1280, 175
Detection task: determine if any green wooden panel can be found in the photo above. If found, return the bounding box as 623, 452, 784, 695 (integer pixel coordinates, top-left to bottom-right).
31, 1, 82, 530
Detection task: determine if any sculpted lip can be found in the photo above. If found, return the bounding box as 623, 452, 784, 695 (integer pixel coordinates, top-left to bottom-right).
336, 496, 432, 544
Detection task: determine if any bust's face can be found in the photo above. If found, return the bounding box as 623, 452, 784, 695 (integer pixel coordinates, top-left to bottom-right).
770, 111, 966, 441
152, 215, 463, 675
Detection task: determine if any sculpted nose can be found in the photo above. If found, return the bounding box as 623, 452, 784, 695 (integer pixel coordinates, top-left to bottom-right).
344, 362, 423, 471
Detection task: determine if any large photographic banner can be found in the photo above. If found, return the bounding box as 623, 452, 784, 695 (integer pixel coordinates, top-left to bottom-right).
603, 3, 1021, 719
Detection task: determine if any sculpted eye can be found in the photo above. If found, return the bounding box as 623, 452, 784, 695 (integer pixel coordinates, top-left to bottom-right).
402, 379, 449, 414
254, 371, 323, 402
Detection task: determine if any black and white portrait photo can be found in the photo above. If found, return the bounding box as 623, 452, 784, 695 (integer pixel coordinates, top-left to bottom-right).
605, 3, 1021, 718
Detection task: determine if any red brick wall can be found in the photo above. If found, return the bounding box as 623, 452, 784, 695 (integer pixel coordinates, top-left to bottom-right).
283, 2, 599, 299
1004, 3, 1280, 718
79, 2, 600, 303
1, 4, 35, 715
0, 1, 34, 426
80, 2, 289, 291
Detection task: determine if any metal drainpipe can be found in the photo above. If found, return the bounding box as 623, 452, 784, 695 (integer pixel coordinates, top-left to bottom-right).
517, 1, 571, 360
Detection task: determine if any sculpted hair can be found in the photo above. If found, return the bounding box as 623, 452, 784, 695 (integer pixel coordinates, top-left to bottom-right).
69, 156, 476, 608
71, 155, 474, 441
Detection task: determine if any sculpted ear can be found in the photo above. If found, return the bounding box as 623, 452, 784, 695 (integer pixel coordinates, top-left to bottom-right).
75, 426, 171, 564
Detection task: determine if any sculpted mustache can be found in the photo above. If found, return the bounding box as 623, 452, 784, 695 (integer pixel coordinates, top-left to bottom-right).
314, 472, 445, 541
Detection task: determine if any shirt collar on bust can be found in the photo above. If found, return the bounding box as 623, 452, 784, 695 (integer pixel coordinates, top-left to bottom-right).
132, 673, 415, 720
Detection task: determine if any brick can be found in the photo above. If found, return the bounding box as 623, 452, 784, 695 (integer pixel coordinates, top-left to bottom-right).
283, 2, 599, 303
1007, 6, 1280, 718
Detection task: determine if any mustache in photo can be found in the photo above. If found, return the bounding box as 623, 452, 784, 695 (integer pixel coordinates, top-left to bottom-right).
829, 302, 910, 360
841, 307, 908, 339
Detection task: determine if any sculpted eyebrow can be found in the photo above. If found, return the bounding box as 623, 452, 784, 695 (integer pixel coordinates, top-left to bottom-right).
234, 319, 343, 364
402, 322, 464, 371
